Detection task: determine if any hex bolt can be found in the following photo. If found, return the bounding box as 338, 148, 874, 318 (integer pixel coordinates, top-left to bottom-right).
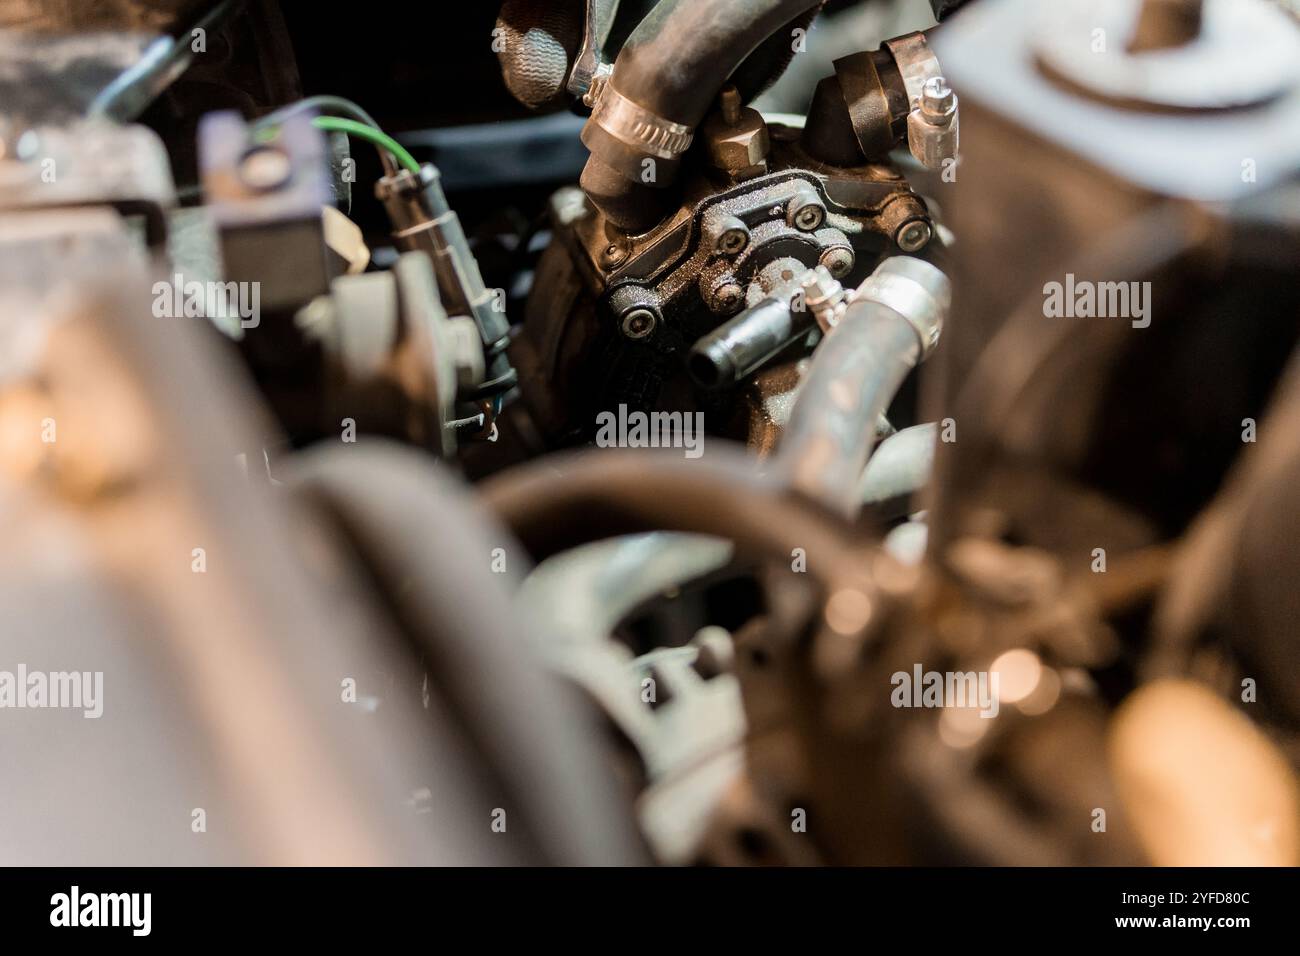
896, 220, 933, 253
719, 227, 749, 255
787, 190, 827, 232
819, 246, 855, 278
621, 307, 658, 340
704, 212, 751, 256
703, 273, 745, 315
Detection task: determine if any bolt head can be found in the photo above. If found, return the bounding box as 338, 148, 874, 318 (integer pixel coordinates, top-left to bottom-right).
819, 247, 855, 278
718, 227, 749, 255
601, 242, 628, 267
790, 200, 826, 233
621, 308, 657, 340
897, 220, 933, 253
709, 281, 744, 314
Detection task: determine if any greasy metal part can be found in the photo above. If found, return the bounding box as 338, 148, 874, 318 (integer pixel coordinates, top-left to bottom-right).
688, 263, 845, 390
580, 0, 824, 230
690, 282, 812, 390
773, 257, 949, 517
801, 31, 957, 171
884, 31, 941, 113
560, 156, 920, 330
701, 85, 771, 179
907, 75, 958, 170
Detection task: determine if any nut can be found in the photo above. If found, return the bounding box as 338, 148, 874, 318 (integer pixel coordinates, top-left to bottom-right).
701, 99, 771, 177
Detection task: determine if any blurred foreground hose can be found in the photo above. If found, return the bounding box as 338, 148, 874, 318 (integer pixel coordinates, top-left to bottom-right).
289, 441, 647, 866
481, 444, 866, 585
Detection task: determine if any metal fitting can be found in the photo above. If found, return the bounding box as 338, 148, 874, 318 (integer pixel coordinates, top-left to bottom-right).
701, 85, 770, 178
702, 273, 745, 315
819, 246, 855, 279
800, 266, 849, 332
907, 75, 959, 170
896, 219, 933, 253
851, 256, 950, 359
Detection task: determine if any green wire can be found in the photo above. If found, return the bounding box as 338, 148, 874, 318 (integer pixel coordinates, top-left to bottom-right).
310, 116, 422, 175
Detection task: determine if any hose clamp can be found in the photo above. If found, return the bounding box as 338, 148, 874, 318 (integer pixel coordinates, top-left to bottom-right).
588, 83, 694, 160
851, 257, 950, 359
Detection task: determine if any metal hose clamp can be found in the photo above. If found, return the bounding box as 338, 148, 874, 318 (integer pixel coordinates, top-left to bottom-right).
850, 257, 950, 359
588, 82, 694, 160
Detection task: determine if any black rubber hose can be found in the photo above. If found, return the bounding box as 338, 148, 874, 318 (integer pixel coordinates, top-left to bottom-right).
289, 441, 648, 867
582, 0, 824, 228
614, 0, 824, 126
479, 444, 866, 584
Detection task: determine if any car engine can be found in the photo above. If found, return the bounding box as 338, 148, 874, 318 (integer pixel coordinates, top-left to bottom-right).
1, 0, 1299, 872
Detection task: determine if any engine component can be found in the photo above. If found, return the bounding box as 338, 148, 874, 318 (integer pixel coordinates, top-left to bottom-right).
773, 255, 948, 516
376, 163, 515, 398
802, 29, 958, 171
579, 0, 825, 231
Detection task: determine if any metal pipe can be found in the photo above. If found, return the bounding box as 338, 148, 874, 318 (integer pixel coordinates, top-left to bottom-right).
773, 257, 950, 517
689, 294, 814, 390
